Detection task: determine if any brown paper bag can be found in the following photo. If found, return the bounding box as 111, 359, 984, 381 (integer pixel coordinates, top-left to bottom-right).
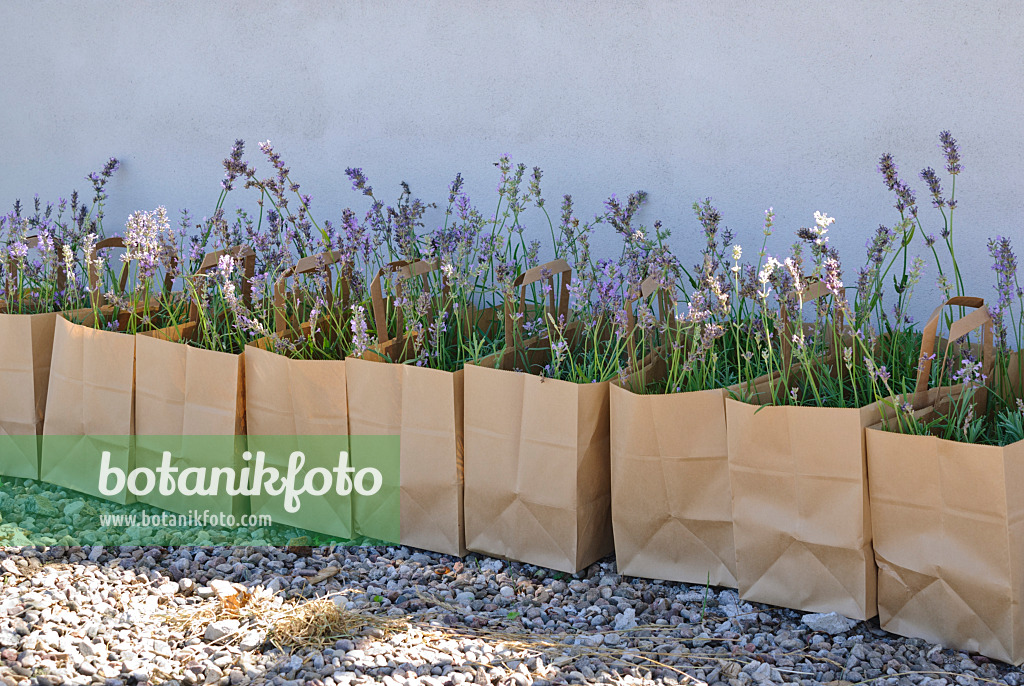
612, 382, 735, 586
134, 246, 254, 517
246, 250, 354, 540
725, 281, 884, 619
610, 277, 736, 586
867, 425, 1024, 664
40, 314, 137, 503
0, 235, 71, 478
464, 259, 613, 574
39, 237, 174, 503
865, 298, 1024, 663
346, 258, 465, 555
726, 394, 881, 618
0, 312, 57, 478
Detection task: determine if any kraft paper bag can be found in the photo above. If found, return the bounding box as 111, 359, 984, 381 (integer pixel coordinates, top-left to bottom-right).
608, 276, 735, 585
133, 246, 255, 517
864, 297, 1021, 662
723, 280, 889, 619
244, 249, 354, 540
135, 327, 248, 518
245, 344, 353, 540
610, 372, 736, 587
0, 311, 57, 478
725, 392, 881, 619
346, 344, 464, 556
40, 314, 136, 503
463, 258, 613, 574
464, 363, 612, 574
0, 235, 73, 478
345, 258, 468, 555
866, 420, 1024, 665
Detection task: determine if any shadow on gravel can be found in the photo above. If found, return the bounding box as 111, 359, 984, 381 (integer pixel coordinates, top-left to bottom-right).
0, 544, 1021, 686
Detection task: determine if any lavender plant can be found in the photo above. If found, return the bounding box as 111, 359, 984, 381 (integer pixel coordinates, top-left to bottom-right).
4, 135, 1018, 448
877, 131, 965, 308
724, 208, 920, 410
870, 131, 1024, 445
85, 206, 184, 334
0, 158, 120, 314
502, 190, 680, 386
621, 201, 772, 395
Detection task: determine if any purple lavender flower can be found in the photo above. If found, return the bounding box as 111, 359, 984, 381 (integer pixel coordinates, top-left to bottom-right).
8, 240, 28, 263
87, 157, 120, 190
823, 257, 844, 299
84, 157, 120, 225
878, 152, 918, 217
506, 162, 528, 216
796, 227, 817, 244
939, 130, 962, 175
606, 191, 649, 237
866, 224, 895, 265
895, 181, 917, 217
346, 167, 373, 196
529, 166, 544, 208
526, 240, 541, 268
855, 267, 871, 305
988, 235, 1018, 351
919, 167, 945, 208
495, 261, 515, 293
878, 153, 899, 191
692, 198, 728, 285
123, 206, 174, 280
495, 155, 512, 195
447, 173, 464, 207
221, 139, 252, 191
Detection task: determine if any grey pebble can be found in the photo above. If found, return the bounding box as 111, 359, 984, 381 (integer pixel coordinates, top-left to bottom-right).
0, 476, 1020, 686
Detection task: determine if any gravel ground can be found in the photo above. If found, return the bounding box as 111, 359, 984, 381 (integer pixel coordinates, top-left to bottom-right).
0, 484, 1021, 685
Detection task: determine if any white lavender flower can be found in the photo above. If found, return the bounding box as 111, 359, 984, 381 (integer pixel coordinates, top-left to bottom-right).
350, 304, 372, 357
123, 206, 173, 280
811, 211, 835, 246
62, 244, 77, 288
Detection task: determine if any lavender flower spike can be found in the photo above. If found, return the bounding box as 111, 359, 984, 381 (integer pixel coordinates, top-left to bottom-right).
939, 130, 962, 175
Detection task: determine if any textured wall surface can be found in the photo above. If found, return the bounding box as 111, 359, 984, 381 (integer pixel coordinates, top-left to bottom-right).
1, 1, 1022, 308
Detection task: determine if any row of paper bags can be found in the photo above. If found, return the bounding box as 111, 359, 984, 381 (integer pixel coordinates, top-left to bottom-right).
2, 300, 1022, 665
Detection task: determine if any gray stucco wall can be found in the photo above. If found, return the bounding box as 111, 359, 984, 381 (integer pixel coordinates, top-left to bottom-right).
2, 1, 1022, 311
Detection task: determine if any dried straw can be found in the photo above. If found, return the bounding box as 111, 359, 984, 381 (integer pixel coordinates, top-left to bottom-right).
164, 587, 1012, 686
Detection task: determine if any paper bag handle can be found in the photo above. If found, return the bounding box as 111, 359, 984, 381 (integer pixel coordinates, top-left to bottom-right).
272, 249, 346, 336
914, 297, 994, 409
188, 245, 256, 323
369, 259, 448, 344
4, 234, 69, 297
504, 258, 572, 350
86, 236, 177, 308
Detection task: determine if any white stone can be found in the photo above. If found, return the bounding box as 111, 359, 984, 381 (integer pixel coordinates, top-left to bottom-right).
803, 611, 857, 635
204, 619, 241, 642
613, 608, 637, 631
209, 579, 238, 598
480, 559, 504, 573
239, 630, 265, 652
